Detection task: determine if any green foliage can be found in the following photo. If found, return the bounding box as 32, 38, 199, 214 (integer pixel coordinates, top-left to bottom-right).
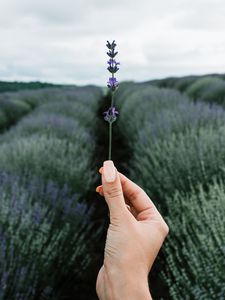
3, 112, 93, 145
0, 85, 103, 299
0, 86, 102, 193
113, 81, 139, 103
146, 74, 225, 94
35, 100, 98, 129
186, 76, 225, 104
116, 81, 225, 202
11, 90, 57, 109
116, 86, 178, 144
0, 80, 61, 93
116, 85, 225, 146
0, 97, 31, 129
3, 76, 225, 299
10, 89, 68, 109
115, 82, 225, 299
0, 135, 93, 192
4, 86, 102, 111
146, 76, 197, 91
174, 76, 197, 92
131, 124, 225, 204
162, 180, 225, 299
0, 172, 96, 299
0, 111, 7, 130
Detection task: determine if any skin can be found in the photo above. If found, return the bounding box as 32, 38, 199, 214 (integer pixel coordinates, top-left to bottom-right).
96, 160, 169, 300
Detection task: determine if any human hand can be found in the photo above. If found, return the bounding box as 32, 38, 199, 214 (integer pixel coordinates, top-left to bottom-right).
95, 160, 169, 300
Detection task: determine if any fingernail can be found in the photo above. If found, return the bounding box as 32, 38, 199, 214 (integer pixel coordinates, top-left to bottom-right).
103, 161, 116, 183
96, 186, 101, 193
99, 167, 103, 174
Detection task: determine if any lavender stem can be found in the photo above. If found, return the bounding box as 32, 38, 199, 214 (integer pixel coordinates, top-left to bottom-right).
108, 91, 115, 159
111, 90, 114, 107
109, 121, 112, 160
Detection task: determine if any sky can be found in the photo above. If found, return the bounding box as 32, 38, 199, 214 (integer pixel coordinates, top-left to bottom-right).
0, 0, 225, 86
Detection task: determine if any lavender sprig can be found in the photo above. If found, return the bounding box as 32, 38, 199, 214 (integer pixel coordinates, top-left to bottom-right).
103, 40, 120, 160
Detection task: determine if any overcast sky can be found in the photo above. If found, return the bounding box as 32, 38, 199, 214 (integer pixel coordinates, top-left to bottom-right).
0, 0, 225, 86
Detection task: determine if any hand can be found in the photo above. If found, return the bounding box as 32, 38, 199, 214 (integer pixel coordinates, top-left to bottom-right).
95, 160, 169, 300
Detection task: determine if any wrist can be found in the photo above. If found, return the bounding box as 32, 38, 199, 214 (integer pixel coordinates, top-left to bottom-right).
105, 265, 152, 300
114, 282, 152, 300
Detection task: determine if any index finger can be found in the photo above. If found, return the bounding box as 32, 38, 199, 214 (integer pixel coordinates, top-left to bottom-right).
118, 171, 157, 214
98, 167, 157, 214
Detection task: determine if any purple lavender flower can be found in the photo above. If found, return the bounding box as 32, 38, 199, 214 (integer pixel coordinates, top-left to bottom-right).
106, 40, 116, 50
0, 271, 8, 290
107, 77, 119, 89
103, 106, 119, 123
107, 58, 119, 66
106, 40, 118, 58
104, 40, 120, 160
107, 59, 120, 74
106, 40, 120, 91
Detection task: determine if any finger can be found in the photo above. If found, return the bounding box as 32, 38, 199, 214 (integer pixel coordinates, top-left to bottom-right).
99, 167, 157, 214
96, 184, 138, 216
101, 160, 128, 222
118, 172, 157, 214
96, 184, 129, 204
96, 185, 104, 197
96, 185, 102, 193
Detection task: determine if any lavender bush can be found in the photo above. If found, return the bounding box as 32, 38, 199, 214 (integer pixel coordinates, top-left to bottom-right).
16, 86, 100, 114
0, 131, 95, 194
130, 124, 225, 202
0, 85, 102, 143
0, 111, 7, 130
162, 179, 225, 299
114, 84, 225, 147
2, 112, 93, 146
0, 171, 96, 299
111, 81, 225, 299
0, 85, 103, 193
174, 76, 198, 92
137, 100, 225, 144
0, 85, 104, 299
0, 96, 31, 130
186, 76, 225, 105
35, 100, 97, 129
60, 86, 103, 109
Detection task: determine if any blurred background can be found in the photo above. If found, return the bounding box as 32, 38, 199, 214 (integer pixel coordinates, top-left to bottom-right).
0, 1, 225, 300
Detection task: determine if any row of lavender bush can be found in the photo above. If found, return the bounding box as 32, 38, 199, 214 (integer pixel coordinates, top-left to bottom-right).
0, 86, 100, 131
149, 75, 225, 106
0, 86, 103, 299
0, 88, 64, 132
114, 82, 225, 299
0, 93, 31, 131
162, 179, 225, 299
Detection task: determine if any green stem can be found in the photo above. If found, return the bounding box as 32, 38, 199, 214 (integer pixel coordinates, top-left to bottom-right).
108, 90, 115, 160
108, 121, 112, 160
111, 90, 114, 107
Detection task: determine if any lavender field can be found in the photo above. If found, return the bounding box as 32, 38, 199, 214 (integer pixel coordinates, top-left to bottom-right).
0, 75, 225, 299
0, 86, 103, 299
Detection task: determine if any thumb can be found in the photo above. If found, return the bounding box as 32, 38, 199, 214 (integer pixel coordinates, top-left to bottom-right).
102, 160, 128, 222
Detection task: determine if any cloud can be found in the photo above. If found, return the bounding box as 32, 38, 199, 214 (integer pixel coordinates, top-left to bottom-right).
0, 0, 225, 85
172, 0, 225, 31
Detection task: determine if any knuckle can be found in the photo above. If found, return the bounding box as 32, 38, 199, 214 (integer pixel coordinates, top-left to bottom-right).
128, 185, 143, 201
158, 219, 169, 237
105, 186, 122, 199
163, 222, 170, 236
161, 220, 169, 237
